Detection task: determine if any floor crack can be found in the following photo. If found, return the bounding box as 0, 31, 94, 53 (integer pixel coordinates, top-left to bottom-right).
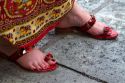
58, 62, 108, 83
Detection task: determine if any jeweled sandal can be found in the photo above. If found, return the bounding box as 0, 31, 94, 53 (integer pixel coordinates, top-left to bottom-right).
55, 15, 118, 40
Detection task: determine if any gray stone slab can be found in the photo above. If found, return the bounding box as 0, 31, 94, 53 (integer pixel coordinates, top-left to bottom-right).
0, 58, 99, 83
45, 33, 125, 83
114, 0, 125, 3
0, 74, 34, 83
77, 0, 112, 13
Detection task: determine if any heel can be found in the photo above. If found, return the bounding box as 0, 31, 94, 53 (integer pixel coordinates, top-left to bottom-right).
55, 27, 76, 35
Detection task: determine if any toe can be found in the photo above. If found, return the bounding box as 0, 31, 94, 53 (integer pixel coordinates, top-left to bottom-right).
30, 64, 36, 70
47, 59, 57, 65
38, 62, 47, 70
42, 61, 50, 68
112, 30, 118, 36
33, 62, 42, 71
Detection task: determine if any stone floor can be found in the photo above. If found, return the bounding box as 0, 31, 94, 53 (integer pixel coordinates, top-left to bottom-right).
0, 0, 125, 83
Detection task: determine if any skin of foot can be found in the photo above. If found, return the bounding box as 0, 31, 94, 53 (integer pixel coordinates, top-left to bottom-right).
16, 47, 56, 71
57, 1, 110, 35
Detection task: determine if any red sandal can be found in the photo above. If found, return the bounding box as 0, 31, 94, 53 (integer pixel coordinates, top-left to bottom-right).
9, 49, 58, 72
12, 49, 58, 72
0, 37, 57, 72
32, 52, 58, 72
55, 15, 118, 40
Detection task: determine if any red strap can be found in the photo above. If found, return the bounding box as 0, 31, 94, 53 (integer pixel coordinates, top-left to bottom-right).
81, 15, 96, 31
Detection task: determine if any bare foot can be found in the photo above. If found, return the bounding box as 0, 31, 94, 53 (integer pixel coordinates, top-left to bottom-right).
57, 1, 115, 36
16, 48, 56, 71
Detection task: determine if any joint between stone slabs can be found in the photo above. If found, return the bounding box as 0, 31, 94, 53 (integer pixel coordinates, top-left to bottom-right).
57, 62, 108, 83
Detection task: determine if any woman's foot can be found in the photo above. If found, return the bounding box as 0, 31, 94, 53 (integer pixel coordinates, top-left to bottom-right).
16, 47, 56, 71
57, 1, 118, 37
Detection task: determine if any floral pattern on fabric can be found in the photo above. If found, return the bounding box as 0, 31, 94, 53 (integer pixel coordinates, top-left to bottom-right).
4, 0, 37, 18
0, 0, 74, 48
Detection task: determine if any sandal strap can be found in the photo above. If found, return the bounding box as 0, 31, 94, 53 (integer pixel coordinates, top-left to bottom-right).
81, 15, 96, 31
103, 27, 112, 35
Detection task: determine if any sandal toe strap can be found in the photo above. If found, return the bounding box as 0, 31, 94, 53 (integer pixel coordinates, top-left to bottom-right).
103, 27, 112, 35
44, 53, 54, 62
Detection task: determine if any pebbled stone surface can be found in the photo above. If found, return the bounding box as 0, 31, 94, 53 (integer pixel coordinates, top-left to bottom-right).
1, 0, 125, 83
0, 58, 99, 83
